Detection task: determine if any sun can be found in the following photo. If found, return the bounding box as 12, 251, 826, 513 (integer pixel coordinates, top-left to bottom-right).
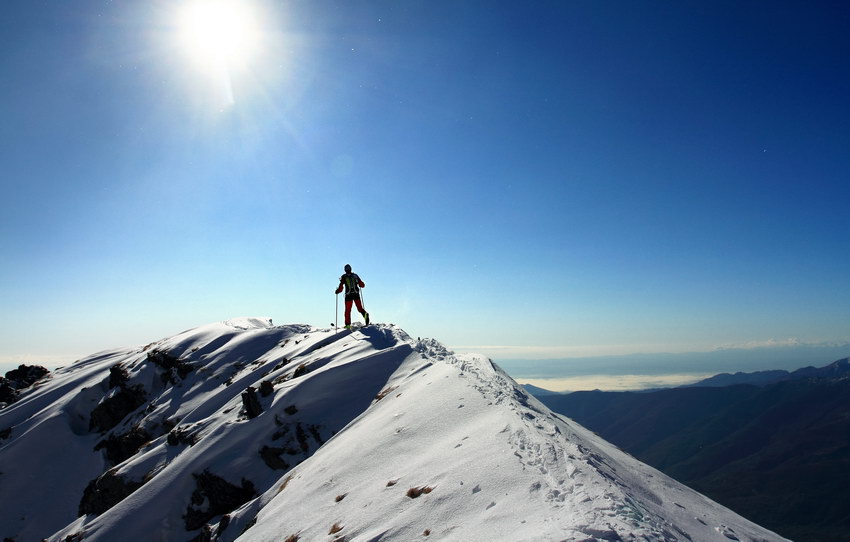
177, 0, 260, 72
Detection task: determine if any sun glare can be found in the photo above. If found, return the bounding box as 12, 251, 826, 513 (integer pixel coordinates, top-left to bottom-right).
178, 0, 260, 71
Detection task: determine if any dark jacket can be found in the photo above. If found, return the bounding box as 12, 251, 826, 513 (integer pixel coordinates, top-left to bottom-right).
336, 273, 365, 299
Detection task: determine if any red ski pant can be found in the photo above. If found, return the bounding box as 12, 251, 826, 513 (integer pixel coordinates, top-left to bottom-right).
344, 296, 366, 325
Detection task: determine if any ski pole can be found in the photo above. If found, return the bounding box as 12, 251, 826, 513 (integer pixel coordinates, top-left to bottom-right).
335, 292, 339, 333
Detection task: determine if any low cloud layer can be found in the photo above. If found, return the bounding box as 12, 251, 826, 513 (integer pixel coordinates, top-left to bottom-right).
518, 373, 714, 393
495, 343, 850, 386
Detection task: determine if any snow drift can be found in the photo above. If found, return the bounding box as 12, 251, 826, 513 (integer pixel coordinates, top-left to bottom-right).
0, 318, 787, 541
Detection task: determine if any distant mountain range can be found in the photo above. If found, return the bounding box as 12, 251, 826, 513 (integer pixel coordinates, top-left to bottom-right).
685, 357, 850, 388
533, 357, 850, 542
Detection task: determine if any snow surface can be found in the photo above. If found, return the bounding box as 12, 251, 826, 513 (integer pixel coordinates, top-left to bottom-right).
0, 318, 787, 541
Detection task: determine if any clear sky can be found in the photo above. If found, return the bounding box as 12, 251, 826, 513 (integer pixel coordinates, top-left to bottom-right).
2, 1, 849, 374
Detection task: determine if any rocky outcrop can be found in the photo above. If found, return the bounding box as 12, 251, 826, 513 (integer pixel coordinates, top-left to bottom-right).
79, 471, 144, 516
146, 349, 193, 385
241, 386, 262, 419
88, 384, 147, 434
0, 364, 50, 406
94, 426, 153, 465
184, 470, 256, 532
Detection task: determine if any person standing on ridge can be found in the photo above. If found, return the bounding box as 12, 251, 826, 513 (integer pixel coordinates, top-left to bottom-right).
335, 264, 369, 329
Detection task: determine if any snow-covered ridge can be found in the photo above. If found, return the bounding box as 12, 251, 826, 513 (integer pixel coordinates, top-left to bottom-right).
0, 319, 786, 541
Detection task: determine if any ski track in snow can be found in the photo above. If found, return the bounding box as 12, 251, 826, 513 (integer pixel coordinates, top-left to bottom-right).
0, 318, 787, 542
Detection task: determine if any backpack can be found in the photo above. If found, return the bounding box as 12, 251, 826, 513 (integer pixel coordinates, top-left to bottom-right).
342, 273, 361, 295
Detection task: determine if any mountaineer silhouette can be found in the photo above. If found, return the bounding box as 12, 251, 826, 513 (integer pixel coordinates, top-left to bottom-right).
335, 264, 369, 329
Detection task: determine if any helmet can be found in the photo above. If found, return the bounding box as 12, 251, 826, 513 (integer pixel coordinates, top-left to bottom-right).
344, 264, 352, 273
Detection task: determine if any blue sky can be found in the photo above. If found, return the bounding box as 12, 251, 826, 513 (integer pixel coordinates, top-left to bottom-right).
1, 1, 849, 380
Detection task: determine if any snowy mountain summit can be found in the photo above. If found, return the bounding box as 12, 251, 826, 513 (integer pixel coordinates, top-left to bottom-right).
1, 318, 786, 542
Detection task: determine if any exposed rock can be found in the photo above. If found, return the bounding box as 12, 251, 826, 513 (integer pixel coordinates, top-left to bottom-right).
241, 386, 263, 419
107, 365, 129, 389
0, 382, 15, 405
296, 423, 324, 452
184, 470, 256, 532
259, 446, 290, 470
88, 385, 148, 434
147, 349, 193, 385
167, 423, 200, 447
258, 380, 274, 397
79, 470, 144, 516
5, 364, 49, 387
295, 423, 310, 452
0, 364, 50, 406
218, 514, 231, 534
95, 426, 153, 465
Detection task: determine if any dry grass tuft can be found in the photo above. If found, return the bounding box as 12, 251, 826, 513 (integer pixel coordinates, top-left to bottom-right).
335, 493, 347, 502
386, 479, 398, 487
406, 486, 434, 499
374, 386, 398, 402
276, 475, 293, 495
424, 529, 432, 536
329, 522, 344, 534
284, 534, 299, 542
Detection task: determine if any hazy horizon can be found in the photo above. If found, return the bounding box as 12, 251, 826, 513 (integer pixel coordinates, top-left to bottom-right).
498, 341, 850, 391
